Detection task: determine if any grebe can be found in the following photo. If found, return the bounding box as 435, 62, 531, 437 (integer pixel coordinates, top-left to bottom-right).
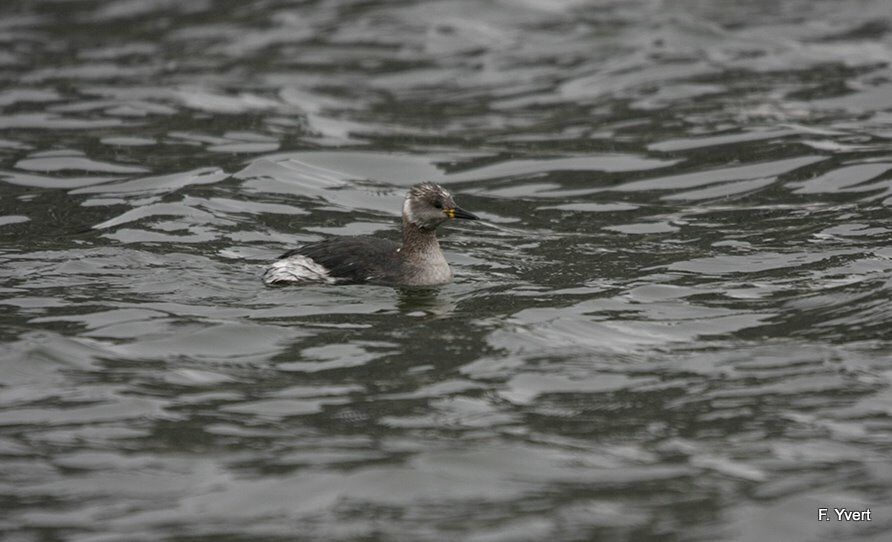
263, 182, 478, 286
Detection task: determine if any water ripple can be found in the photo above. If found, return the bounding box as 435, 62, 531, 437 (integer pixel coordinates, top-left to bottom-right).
2, 0, 892, 540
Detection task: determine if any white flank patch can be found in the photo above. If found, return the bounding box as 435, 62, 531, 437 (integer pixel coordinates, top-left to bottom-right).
262, 255, 336, 285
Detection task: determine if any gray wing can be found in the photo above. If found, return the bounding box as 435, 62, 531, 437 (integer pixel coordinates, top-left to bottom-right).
279, 236, 400, 283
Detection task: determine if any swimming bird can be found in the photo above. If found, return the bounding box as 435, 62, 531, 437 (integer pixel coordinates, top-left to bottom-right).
263, 182, 478, 286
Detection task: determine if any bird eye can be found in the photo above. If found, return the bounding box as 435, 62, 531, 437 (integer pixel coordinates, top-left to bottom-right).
434, 201, 443, 209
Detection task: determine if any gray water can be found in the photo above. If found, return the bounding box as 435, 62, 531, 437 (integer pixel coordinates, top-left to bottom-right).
2, 0, 892, 540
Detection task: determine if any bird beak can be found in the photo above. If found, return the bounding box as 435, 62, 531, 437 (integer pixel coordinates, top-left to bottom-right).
444, 206, 479, 220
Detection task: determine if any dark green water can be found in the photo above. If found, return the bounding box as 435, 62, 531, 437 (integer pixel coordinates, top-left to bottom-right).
2, 1, 892, 540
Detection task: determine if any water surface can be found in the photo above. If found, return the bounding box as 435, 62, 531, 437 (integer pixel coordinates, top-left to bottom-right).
2, 0, 892, 540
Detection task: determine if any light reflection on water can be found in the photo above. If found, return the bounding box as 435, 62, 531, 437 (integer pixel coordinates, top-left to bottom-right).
2, 0, 892, 540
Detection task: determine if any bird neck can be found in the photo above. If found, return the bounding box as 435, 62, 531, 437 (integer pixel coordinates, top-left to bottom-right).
401, 221, 443, 259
